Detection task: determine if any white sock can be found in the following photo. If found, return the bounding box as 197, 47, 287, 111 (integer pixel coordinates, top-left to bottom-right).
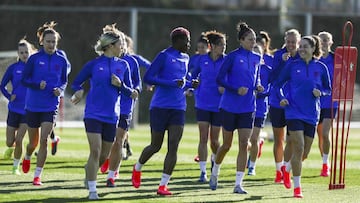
107, 170, 115, 179
34, 167, 43, 178
293, 176, 301, 188
13, 159, 20, 167
285, 161, 292, 172
25, 154, 31, 160
199, 161, 206, 173
212, 163, 220, 176
322, 154, 329, 164
275, 162, 283, 171
135, 162, 143, 171
235, 171, 245, 186
159, 173, 171, 186
52, 136, 57, 142
211, 153, 215, 162
249, 161, 256, 168
88, 181, 97, 192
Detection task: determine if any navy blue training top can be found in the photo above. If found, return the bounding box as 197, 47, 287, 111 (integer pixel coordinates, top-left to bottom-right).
144, 47, 190, 111
120, 54, 140, 115
269, 48, 300, 108
217, 47, 261, 114
72, 55, 133, 124
1, 60, 27, 114
255, 63, 272, 118
191, 53, 226, 112
319, 52, 338, 109
22, 49, 69, 112
274, 58, 332, 125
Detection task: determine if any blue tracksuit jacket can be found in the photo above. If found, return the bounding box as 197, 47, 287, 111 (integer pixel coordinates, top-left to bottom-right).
256, 63, 272, 118
274, 58, 332, 125
72, 55, 133, 124
191, 53, 226, 112
1, 60, 27, 114
269, 48, 300, 108
217, 47, 261, 113
120, 54, 140, 115
22, 49, 69, 112
144, 47, 190, 111
319, 52, 338, 109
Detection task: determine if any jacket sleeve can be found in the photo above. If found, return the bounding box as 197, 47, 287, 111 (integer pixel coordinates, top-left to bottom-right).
0, 65, 13, 100
189, 57, 201, 80
273, 62, 291, 100
257, 64, 272, 98
254, 62, 261, 90
320, 64, 332, 96
133, 54, 151, 70
71, 61, 93, 92
143, 52, 178, 87
131, 59, 142, 93
216, 54, 238, 93
269, 51, 285, 83
21, 56, 40, 89
119, 63, 134, 97
58, 60, 69, 93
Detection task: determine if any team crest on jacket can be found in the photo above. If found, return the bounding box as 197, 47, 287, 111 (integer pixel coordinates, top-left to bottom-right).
55, 65, 60, 71
116, 69, 122, 74
314, 71, 319, 77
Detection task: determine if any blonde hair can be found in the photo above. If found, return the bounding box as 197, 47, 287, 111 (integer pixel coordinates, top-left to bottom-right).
318, 31, 333, 43
284, 29, 301, 41
125, 35, 134, 54
94, 23, 126, 55
18, 36, 37, 58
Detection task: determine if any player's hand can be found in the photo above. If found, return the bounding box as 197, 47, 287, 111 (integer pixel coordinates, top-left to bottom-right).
313, 88, 321, 97
53, 88, 61, 97
191, 79, 199, 88
71, 89, 84, 105
40, 80, 47, 90
256, 85, 264, 93
146, 85, 154, 91
130, 90, 139, 99
282, 52, 291, 61
280, 99, 289, 107
184, 89, 193, 96
111, 74, 122, 87
237, 87, 248, 96
218, 86, 225, 94
10, 94, 16, 101
175, 78, 185, 88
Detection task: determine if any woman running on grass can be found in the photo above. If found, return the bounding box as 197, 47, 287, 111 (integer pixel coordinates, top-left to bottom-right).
1, 37, 36, 175
209, 21, 264, 194
131, 27, 198, 196
21, 21, 70, 186
190, 30, 226, 182
274, 35, 331, 198
71, 23, 137, 200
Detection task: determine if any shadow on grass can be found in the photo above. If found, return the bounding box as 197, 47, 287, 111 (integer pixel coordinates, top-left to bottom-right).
3, 197, 96, 203
0, 178, 87, 194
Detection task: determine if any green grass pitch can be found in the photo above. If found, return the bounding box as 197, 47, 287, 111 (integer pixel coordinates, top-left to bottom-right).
0, 124, 359, 202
